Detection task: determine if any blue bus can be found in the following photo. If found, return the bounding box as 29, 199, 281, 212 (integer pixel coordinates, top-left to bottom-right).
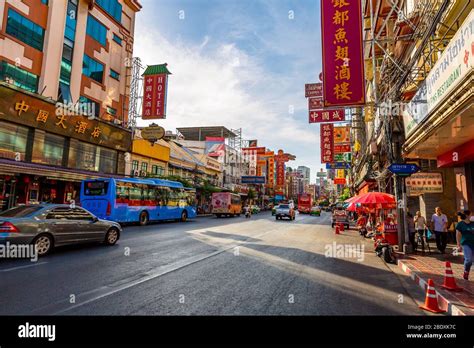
80, 177, 197, 225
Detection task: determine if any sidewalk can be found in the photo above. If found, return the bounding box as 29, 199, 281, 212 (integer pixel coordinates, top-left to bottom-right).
397, 244, 474, 316
343, 223, 473, 315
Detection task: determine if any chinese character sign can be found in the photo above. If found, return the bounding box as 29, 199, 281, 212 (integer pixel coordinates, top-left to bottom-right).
276, 161, 285, 186
142, 73, 168, 119
321, 0, 365, 107
320, 123, 334, 163
309, 108, 345, 123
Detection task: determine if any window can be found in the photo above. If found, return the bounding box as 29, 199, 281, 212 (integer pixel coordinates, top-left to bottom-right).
70, 208, 94, 221
129, 184, 143, 201
110, 69, 120, 80
46, 207, 72, 220
64, 0, 77, 42
116, 182, 130, 201
132, 160, 139, 172
79, 96, 100, 118
6, 9, 44, 51
71, 141, 98, 171
86, 15, 107, 45
83, 55, 104, 83
151, 165, 158, 175
98, 147, 117, 174
0, 121, 28, 160
96, 0, 122, 23
0, 61, 38, 93
112, 34, 122, 45
140, 162, 148, 174
32, 133, 65, 166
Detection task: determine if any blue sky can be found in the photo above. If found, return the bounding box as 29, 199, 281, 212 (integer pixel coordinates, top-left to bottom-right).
134, 0, 324, 182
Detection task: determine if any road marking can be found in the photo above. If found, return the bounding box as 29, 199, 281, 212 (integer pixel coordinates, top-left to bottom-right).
31, 226, 281, 315
0, 262, 48, 273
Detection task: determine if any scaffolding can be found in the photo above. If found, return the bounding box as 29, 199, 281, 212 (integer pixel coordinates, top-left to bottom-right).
126, 57, 145, 129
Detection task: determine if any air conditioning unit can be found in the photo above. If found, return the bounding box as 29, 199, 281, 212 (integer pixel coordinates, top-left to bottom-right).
132, 170, 139, 177
113, 119, 122, 125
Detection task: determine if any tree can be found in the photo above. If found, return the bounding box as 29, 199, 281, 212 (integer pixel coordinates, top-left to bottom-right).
247, 188, 256, 203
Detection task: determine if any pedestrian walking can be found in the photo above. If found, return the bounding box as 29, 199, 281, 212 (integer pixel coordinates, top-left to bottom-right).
456, 210, 474, 280
406, 212, 417, 251
414, 211, 427, 251
431, 207, 448, 254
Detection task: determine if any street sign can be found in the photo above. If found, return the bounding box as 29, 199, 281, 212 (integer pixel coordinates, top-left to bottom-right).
316, 172, 327, 177
305, 83, 323, 97
326, 162, 351, 169
140, 124, 165, 142
334, 178, 346, 185
388, 163, 421, 176
241, 176, 266, 184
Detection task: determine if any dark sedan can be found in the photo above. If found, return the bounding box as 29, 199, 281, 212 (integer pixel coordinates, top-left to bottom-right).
0, 204, 121, 256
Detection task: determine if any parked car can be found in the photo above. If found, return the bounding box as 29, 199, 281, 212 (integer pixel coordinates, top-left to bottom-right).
250, 205, 261, 214
331, 208, 350, 229
275, 204, 295, 221
0, 204, 121, 257
310, 206, 321, 216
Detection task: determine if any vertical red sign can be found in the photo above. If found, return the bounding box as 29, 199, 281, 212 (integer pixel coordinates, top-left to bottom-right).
276, 161, 285, 186
321, 123, 334, 163
321, 0, 365, 107
142, 73, 168, 119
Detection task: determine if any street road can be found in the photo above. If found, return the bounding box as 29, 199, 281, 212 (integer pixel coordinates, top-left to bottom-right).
0, 212, 426, 315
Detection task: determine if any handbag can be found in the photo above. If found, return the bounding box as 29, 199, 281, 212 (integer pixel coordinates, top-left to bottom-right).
426, 228, 433, 240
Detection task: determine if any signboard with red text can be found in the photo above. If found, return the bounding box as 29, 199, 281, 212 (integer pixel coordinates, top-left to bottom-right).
308, 97, 324, 110
321, 0, 365, 107
142, 74, 168, 119
309, 108, 345, 123
320, 123, 334, 163
305, 83, 323, 97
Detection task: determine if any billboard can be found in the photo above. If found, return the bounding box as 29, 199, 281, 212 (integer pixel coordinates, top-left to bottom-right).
321, 0, 365, 107
241, 176, 266, 184
309, 108, 345, 123
305, 83, 323, 97
406, 172, 443, 196
308, 97, 324, 110
142, 74, 169, 119
320, 123, 334, 163
334, 125, 350, 144
205, 137, 226, 162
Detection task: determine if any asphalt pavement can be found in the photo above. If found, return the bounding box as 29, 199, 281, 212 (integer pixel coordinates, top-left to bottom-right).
0, 211, 427, 315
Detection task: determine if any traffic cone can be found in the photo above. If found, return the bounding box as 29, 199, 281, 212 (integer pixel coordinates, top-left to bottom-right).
419, 279, 446, 313
335, 224, 340, 235
441, 262, 463, 292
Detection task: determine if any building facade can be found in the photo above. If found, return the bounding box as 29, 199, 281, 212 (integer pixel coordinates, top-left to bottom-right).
0, 0, 141, 210
130, 139, 169, 178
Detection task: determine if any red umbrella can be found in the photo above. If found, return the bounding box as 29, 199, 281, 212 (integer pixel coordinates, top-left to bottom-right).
350, 192, 395, 206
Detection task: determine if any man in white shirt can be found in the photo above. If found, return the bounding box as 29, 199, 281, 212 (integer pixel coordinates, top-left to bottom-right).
431, 207, 448, 253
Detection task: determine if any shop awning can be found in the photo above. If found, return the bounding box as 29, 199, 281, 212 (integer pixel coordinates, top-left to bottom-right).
0, 159, 123, 182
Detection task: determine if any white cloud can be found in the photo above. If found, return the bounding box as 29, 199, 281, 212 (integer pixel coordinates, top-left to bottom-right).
134, 31, 316, 148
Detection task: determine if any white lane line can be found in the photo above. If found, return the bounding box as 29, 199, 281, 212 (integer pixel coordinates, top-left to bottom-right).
31, 226, 282, 315
0, 262, 48, 273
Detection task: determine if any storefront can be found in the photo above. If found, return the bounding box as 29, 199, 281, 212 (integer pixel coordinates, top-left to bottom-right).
403, 10, 474, 215
0, 83, 131, 210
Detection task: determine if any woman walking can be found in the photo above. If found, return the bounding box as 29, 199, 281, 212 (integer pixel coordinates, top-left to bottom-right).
456, 210, 474, 280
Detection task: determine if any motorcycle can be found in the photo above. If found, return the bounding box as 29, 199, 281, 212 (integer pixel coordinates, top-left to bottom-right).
358, 226, 368, 237
374, 238, 396, 264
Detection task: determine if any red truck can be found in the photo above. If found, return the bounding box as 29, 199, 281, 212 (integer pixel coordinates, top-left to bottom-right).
297, 193, 312, 214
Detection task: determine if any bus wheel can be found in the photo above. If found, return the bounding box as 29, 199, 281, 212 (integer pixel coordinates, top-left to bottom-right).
139, 211, 149, 226
181, 211, 187, 222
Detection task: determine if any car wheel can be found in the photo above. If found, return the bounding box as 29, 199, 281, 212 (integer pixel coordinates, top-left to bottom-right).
139, 211, 149, 226
181, 211, 188, 222
33, 234, 53, 257
104, 227, 119, 245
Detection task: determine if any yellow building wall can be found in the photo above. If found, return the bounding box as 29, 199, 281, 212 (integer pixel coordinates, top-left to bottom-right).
132, 139, 170, 162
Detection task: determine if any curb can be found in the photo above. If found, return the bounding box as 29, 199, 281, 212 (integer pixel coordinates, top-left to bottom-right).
397, 259, 467, 316
196, 214, 213, 218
